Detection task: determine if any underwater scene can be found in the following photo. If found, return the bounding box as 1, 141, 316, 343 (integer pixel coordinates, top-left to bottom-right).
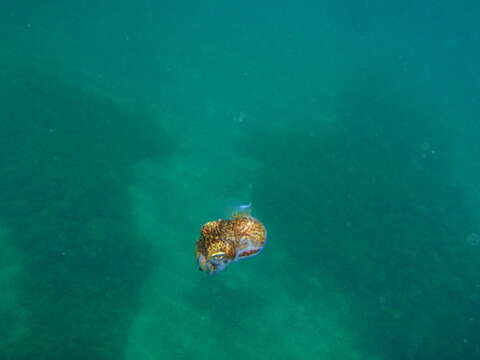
1, 1, 479, 359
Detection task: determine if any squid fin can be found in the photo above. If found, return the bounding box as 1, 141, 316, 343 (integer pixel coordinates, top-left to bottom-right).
231, 203, 252, 218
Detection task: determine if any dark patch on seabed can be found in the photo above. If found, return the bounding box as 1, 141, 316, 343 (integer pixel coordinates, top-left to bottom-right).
246, 76, 480, 359
0, 68, 171, 360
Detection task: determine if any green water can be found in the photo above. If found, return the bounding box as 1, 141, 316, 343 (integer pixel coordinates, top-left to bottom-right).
1, 1, 479, 359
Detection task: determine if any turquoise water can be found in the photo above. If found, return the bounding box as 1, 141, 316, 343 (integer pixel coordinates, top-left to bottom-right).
1, 1, 480, 359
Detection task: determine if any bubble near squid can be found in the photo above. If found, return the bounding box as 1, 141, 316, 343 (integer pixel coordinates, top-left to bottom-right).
195, 206, 267, 274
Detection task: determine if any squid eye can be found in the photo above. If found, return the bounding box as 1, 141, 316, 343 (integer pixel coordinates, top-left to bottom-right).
209, 252, 226, 261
